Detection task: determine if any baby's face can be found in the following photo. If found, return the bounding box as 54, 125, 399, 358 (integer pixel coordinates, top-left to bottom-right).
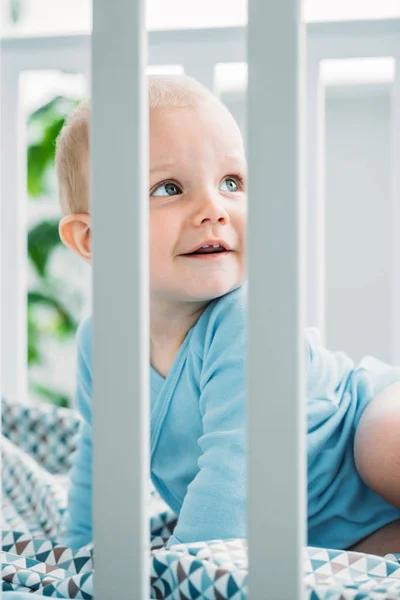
149, 101, 247, 303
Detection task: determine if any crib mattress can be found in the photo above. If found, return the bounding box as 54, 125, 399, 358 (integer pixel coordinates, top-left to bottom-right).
3, 398, 400, 598
4, 529, 400, 599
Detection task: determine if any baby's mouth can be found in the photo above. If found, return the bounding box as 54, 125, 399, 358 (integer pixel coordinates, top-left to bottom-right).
185, 247, 228, 256
181, 248, 232, 260
182, 241, 232, 256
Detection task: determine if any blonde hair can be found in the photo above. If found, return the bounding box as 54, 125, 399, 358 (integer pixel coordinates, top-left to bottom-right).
55, 74, 219, 215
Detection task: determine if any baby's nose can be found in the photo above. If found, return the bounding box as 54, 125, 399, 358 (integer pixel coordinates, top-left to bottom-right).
196, 196, 230, 225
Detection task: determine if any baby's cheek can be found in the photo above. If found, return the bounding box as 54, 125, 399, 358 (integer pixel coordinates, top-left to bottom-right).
149, 221, 166, 259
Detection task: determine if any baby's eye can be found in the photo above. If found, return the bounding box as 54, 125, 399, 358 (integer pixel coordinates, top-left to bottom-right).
152, 182, 182, 197
219, 177, 240, 193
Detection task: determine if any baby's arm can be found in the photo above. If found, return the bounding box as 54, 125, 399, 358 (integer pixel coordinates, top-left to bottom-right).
60, 317, 93, 549
166, 293, 247, 547
354, 380, 400, 510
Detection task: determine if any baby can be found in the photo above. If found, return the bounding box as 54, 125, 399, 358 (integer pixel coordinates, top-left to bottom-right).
56, 74, 400, 555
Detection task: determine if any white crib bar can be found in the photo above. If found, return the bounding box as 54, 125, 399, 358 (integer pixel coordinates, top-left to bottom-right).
391, 57, 400, 365
0, 24, 2, 600
1, 59, 28, 406
91, 0, 150, 597
306, 54, 326, 338
247, 1, 306, 598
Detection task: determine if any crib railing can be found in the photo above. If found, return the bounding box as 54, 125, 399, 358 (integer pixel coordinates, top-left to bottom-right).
91, 0, 150, 595
2, 8, 400, 598
91, 1, 306, 597
247, 3, 306, 597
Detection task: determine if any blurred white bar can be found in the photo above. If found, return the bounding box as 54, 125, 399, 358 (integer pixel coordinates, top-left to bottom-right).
247, 0, 306, 598
0, 59, 28, 405
2, 18, 400, 64
0, 35, 90, 72
321, 57, 395, 86
391, 59, 400, 364
91, 0, 150, 597
306, 54, 326, 337
307, 22, 400, 59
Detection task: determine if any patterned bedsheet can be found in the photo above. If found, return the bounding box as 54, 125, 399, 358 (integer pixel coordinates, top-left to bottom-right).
3, 397, 400, 599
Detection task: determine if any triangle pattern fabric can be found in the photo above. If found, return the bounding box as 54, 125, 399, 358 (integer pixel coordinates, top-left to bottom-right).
5, 397, 400, 597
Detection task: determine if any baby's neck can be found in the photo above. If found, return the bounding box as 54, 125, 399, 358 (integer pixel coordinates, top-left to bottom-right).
149, 296, 209, 378
150, 295, 208, 352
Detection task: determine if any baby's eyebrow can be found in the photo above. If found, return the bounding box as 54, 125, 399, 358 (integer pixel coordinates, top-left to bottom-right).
150, 161, 178, 174
223, 155, 247, 171
150, 156, 247, 176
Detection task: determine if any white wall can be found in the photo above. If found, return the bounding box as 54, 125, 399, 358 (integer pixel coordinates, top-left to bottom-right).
325, 88, 392, 363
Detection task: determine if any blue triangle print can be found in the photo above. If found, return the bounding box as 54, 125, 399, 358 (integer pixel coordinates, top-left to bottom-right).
310, 559, 328, 571
227, 574, 240, 596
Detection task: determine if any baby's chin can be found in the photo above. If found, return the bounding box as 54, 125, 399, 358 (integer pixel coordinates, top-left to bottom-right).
179, 275, 244, 303
150, 270, 245, 304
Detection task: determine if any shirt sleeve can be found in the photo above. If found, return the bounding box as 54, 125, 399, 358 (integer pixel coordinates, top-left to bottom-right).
59, 317, 93, 549
166, 291, 247, 547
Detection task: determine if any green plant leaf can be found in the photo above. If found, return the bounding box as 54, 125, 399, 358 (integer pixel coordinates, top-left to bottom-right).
27, 95, 81, 198
26, 93, 83, 405
27, 143, 51, 197
28, 290, 78, 337
27, 220, 63, 278
27, 304, 42, 366
27, 95, 78, 126
29, 382, 71, 408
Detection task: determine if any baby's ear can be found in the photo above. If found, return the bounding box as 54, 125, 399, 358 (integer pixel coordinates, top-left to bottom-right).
59, 213, 91, 263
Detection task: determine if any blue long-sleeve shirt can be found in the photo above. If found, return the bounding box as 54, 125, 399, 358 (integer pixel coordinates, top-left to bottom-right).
61, 283, 400, 551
